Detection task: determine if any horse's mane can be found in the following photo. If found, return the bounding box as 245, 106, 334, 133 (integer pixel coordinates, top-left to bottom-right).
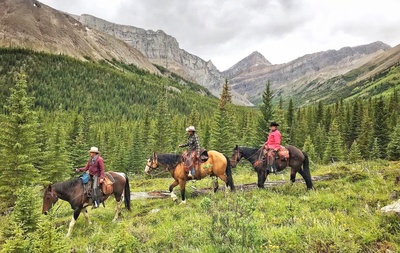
156, 153, 182, 167
239, 146, 261, 157
53, 177, 81, 192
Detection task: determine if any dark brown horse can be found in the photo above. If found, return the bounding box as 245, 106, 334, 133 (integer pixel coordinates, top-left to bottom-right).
230, 145, 313, 189
144, 151, 234, 204
42, 172, 131, 237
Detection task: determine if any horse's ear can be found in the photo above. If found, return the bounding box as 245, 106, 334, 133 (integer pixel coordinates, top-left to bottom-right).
153, 151, 156, 157
46, 185, 52, 191
235, 145, 238, 149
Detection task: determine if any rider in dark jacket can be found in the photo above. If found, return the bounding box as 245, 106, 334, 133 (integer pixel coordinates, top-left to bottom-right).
179, 126, 200, 178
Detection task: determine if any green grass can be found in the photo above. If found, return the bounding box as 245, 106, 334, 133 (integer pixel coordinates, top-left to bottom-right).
2, 161, 400, 252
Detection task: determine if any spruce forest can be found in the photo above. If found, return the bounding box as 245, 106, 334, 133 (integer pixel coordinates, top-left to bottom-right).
1, 48, 400, 252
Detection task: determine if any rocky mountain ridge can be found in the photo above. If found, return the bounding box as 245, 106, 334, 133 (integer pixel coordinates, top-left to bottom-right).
73, 14, 254, 106
224, 41, 391, 103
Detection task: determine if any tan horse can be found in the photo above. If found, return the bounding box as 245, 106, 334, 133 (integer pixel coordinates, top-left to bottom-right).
144, 151, 235, 203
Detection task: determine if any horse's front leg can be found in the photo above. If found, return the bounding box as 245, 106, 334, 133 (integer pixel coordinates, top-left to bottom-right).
82, 207, 92, 225
179, 180, 187, 204
290, 168, 297, 184
257, 168, 266, 188
169, 180, 179, 202
67, 207, 82, 237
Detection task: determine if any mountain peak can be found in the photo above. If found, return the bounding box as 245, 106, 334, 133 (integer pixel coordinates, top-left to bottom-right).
223, 51, 271, 78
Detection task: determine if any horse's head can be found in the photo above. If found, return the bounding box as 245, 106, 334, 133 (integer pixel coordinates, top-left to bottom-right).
42, 185, 58, 215
144, 152, 159, 174
230, 145, 243, 168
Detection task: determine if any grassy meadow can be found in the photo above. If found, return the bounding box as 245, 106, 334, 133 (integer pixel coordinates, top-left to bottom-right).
10, 161, 398, 253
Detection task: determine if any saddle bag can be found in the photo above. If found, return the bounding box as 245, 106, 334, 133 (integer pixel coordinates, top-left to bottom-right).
102, 176, 114, 195
278, 146, 289, 160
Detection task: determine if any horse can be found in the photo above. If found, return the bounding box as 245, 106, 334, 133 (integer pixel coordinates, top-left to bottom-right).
42, 171, 131, 237
144, 150, 235, 204
230, 145, 313, 189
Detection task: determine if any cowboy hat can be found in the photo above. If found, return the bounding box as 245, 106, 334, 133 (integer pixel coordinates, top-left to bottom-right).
270, 122, 279, 127
89, 147, 99, 153
185, 126, 196, 132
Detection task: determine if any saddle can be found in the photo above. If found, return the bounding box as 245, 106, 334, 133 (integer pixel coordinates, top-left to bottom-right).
80, 172, 115, 197
182, 149, 208, 179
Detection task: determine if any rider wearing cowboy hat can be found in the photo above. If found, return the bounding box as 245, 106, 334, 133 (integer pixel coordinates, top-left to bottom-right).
178, 126, 201, 179
76, 147, 105, 208
264, 122, 281, 173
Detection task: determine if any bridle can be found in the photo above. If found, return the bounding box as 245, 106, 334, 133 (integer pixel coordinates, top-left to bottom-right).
146, 154, 159, 172
230, 148, 242, 167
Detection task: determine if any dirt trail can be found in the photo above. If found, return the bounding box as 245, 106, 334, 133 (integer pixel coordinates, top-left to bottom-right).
130, 175, 332, 200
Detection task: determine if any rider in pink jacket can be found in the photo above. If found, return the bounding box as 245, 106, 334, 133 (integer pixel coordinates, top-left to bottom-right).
264, 122, 281, 173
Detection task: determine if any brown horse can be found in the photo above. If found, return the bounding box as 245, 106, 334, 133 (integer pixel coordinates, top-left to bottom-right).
42, 171, 131, 237
230, 145, 313, 189
144, 151, 234, 203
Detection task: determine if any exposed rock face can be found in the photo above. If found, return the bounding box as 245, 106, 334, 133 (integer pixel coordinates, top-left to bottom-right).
0, 0, 159, 73
74, 14, 254, 106
224, 41, 391, 103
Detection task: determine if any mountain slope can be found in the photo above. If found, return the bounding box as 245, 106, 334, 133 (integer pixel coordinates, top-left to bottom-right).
0, 48, 219, 119
300, 44, 400, 104
73, 14, 254, 106
0, 0, 159, 73
224, 41, 391, 104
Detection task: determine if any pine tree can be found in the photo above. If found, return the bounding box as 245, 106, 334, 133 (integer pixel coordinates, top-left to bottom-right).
0, 222, 29, 253
256, 81, 274, 145
372, 97, 390, 158
210, 81, 235, 154
387, 119, 400, 160
0, 73, 40, 209
358, 108, 373, 159
302, 135, 319, 164
286, 98, 295, 144
210, 108, 232, 154
348, 140, 362, 163
151, 94, 172, 152
30, 213, 68, 253
68, 113, 87, 168
219, 78, 232, 109
370, 137, 381, 160
11, 185, 40, 234
313, 123, 327, 161
41, 111, 71, 184
347, 100, 361, 147
322, 119, 345, 163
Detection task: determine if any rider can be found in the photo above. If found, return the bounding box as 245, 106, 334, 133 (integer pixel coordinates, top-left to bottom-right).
178, 125, 200, 179
76, 147, 105, 208
264, 122, 281, 173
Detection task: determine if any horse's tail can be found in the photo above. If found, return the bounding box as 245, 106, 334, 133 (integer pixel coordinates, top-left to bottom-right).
123, 174, 131, 211
302, 152, 313, 189
224, 154, 235, 191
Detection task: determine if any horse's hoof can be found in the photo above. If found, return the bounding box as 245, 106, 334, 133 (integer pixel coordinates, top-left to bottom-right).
180, 200, 186, 205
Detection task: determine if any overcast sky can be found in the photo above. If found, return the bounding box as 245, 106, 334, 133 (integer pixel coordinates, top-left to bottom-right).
40, 0, 400, 71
